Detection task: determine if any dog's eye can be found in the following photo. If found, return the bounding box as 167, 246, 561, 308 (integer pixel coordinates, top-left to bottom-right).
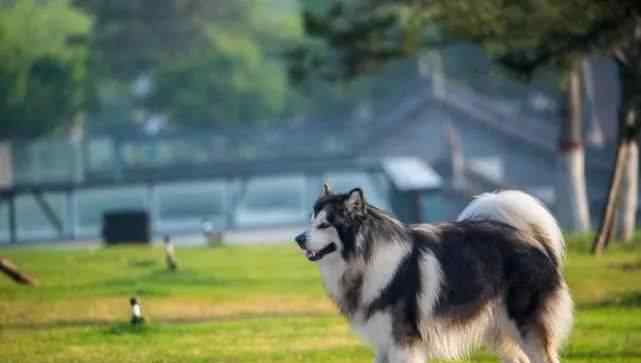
317, 222, 331, 229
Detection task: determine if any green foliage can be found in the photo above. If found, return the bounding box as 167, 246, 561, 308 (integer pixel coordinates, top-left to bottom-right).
0, 0, 91, 139
146, 2, 302, 125
294, 0, 641, 80
432, 1, 639, 75
73, 0, 212, 80
1, 239, 641, 362
77, 0, 305, 127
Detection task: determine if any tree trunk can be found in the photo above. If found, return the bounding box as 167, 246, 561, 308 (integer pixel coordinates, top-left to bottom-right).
447, 125, 465, 189
592, 52, 641, 254
592, 132, 632, 254
592, 97, 640, 254
582, 58, 606, 147
557, 61, 591, 232
614, 138, 638, 242
0, 257, 37, 286
0, 141, 13, 188
419, 50, 446, 98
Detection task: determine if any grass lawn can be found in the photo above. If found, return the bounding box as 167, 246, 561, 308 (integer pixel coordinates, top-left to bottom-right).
1, 237, 641, 363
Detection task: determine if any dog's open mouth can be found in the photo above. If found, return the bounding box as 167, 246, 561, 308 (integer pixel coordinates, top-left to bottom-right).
303, 243, 337, 261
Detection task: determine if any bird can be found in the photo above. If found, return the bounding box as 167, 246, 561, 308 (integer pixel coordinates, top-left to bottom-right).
130, 297, 145, 325
163, 235, 178, 271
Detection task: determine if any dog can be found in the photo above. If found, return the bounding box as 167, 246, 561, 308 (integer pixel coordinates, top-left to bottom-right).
294, 184, 572, 363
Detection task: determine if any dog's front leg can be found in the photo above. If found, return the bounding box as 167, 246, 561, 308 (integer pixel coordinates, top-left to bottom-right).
373, 349, 389, 363
387, 345, 426, 363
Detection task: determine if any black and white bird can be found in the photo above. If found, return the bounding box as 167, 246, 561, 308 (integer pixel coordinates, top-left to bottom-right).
130, 297, 145, 325
163, 235, 178, 271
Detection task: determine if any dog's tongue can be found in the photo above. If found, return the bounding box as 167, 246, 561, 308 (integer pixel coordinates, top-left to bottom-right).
304, 250, 314, 259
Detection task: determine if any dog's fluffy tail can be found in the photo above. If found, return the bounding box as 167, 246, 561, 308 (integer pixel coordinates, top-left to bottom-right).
457, 190, 565, 265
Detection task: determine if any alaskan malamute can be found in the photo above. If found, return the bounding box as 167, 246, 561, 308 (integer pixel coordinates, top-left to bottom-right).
295, 185, 572, 363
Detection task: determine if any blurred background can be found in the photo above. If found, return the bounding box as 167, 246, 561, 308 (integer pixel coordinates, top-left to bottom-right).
3, 2, 641, 363
0, 0, 629, 245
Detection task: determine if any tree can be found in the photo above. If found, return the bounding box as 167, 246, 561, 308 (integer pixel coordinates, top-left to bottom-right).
72, 0, 212, 81
75, 0, 305, 127
0, 0, 91, 140
292, 1, 641, 250
146, 3, 297, 126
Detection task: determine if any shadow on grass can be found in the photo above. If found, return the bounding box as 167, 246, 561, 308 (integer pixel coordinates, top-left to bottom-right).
127, 258, 158, 268
76, 269, 250, 297
609, 260, 641, 272
0, 310, 334, 332
578, 291, 641, 309
99, 269, 227, 287
107, 322, 153, 335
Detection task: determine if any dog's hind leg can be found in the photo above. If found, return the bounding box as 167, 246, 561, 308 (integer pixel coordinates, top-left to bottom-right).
523, 321, 563, 363
524, 286, 573, 363
499, 350, 531, 363
522, 321, 563, 363
493, 329, 531, 363
494, 334, 531, 363
523, 329, 554, 363
488, 308, 531, 363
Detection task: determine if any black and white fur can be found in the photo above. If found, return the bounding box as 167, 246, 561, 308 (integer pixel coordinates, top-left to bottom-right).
294, 185, 572, 363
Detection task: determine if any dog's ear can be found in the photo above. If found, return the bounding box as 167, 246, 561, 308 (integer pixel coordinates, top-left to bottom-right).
345, 188, 366, 216
320, 182, 333, 198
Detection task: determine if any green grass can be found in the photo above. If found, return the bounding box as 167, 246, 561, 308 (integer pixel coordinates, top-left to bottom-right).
1, 237, 641, 363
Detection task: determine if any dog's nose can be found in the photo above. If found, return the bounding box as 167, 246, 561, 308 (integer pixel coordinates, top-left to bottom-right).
295, 233, 307, 247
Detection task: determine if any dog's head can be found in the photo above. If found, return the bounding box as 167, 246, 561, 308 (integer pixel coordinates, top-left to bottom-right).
294, 183, 368, 262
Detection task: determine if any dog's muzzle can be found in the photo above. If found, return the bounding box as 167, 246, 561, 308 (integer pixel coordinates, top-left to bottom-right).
294, 233, 337, 262
295, 233, 307, 248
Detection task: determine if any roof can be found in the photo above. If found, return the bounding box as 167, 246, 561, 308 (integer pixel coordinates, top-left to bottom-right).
382, 157, 443, 191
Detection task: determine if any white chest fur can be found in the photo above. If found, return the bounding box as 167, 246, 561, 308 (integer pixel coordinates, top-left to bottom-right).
318, 255, 346, 302
360, 241, 410, 305
318, 241, 411, 350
